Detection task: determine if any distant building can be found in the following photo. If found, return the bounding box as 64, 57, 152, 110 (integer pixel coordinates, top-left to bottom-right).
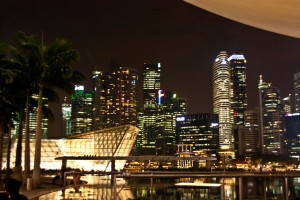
213, 51, 233, 151
12, 94, 49, 139
176, 113, 219, 157
156, 91, 187, 155
294, 71, 300, 112
137, 63, 187, 155
29, 94, 49, 139
137, 63, 162, 155
283, 94, 292, 114
92, 66, 138, 129
62, 97, 72, 137
92, 70, 107, 130
229, 54, 247, 126
258, 75, 286, 155
243, 108, 260, 156
71, 85, 93, 134
285, 113, 300, 159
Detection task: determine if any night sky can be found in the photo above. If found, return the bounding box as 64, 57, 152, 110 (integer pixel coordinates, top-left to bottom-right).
2, 0, 300, 138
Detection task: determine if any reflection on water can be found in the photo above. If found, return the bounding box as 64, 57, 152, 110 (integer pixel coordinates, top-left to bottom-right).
39, 175, 300, 199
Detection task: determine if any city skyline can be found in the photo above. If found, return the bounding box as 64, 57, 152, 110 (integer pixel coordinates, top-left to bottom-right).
2, 0, 300, 138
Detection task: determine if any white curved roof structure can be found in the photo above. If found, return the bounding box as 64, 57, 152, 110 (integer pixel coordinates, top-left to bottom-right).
184, 0, 300, 39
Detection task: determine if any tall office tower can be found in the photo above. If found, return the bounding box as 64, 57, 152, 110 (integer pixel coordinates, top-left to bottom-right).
106, 66, 138, 127
243, 108, 260, 156
29, 94, 49, 138
213, 51, 233, 151
229, 54, 247, 126
12, 94, 49, 138
71, 85, 93, 134
143, 63, 161, 109
285, 113, 300, 159
283, 94, 292, 114
138, 63, 162, 155
92, 70, 107, 130
176, 114, 219, 157
92, 67, 138, 129
258, 75, 286, 155
294, 71, 300, 112
156, 91, 187, 155
62, 97, 72, 137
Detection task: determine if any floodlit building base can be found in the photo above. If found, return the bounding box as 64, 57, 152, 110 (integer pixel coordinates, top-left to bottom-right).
4, 125, 139, 172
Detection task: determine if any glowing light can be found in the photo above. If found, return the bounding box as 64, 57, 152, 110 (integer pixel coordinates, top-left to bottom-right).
176, 117, 185, 121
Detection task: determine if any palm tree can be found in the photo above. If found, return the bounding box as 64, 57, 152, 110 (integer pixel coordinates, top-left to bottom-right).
16, 32, 85, 188
0, 43, 25, 182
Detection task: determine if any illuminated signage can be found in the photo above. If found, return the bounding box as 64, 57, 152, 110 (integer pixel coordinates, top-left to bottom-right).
176, 117, 185, 122
210, 123, 218, 127
75, 85, 84, 91
158, 90, 164, 105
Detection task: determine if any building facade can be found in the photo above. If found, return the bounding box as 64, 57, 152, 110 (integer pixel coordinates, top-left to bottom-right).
213, 51, 233, 151
137, 63, 162, 155
92, 66, 138, 130
71, 85, 93, 135
229, 54, 247, 126
243, 108, 260, 156
258, 75, 286, 155
176, 113, 219, 157
285, 113, 300, 159
62, 97, 72, 137
294, 72, 300, 112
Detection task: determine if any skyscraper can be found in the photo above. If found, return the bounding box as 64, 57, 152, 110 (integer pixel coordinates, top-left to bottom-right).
229, 54, 247, 126
62, 97, 72, 137
213, 51, 233, 150
143, 63, 161, 109
92, 66, 138, 129
138, 63, 162, 155
258, 75, 286, 155
71, 85, 93, 134
285, 113, 300, 159
176, 113, 219, 157
294, 71, 300, 112
156, 91, 187, 155
92, 70, 107, 130
243, 108, 260, 156
283, 94, 292, 114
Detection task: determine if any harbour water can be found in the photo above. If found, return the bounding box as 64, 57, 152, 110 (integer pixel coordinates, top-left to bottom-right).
38, 174, 300, 199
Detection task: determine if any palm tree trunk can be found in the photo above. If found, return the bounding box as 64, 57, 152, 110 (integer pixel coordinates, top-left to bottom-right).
24, 92, 30, 184
4, 122, 12, 181
15, 113, 24, 167
0, 120, 4, 182
14, 112, 24, 182
32, 85, 43, 188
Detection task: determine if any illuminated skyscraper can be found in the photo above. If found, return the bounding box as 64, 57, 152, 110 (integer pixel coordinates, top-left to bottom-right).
92, 66, 138, 129
138, 63, 162, 155
213, 51, 233, 150
62, 97, 72, 137
294, 71, 300, 112
258, 75, 286, 155
285, 113, 300, 159
242, 109, 260, 156
92, 70, 107, 130
156, 91, 187, 155
229, 54, 247, 126
283, 94, 292, 114
176, 114, 219, 157
143, 63, 161, 109
71, 85, 93, 134
12, 94, 49, 139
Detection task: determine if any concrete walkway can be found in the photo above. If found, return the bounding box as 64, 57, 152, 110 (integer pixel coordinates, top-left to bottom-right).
20, 182, 63, 199
0, 177, 68, 200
